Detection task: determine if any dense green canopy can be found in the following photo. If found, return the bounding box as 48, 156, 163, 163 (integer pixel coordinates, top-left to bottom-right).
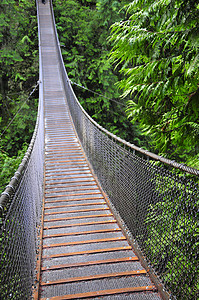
109, 0, 199, 168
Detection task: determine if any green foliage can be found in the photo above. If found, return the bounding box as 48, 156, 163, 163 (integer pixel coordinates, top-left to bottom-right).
109, 0, 199, 167
0, 0, 38, 89
0, 0, 39, 191
0, 144, 27, 194
0, 96, 38, 154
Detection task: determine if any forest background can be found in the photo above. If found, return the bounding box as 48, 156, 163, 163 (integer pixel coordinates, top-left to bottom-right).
0, 0, 198, 193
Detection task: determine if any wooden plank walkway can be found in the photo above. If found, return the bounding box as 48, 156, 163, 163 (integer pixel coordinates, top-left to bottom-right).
35, 1, 162, 299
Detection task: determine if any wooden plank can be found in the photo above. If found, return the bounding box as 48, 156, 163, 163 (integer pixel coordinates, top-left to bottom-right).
44, 213, 113, 223
45, 151, 82, 156
46, 157, 85, 161
46, 144, 79, 148
46, 156, 84, 161
45, 166, 89, 172
45, 179, 94, 184
43, 228, 121, 239
45, 187, 97, 194
45, 181, 96, 187
41, 286, 156, 300
45, 171, 91, 177
46, 159, 86, 164
44, 219, 117, 230
46, 162, 87, 168
44, 207, 109, 216
45, 196, 104, 204
44, 202, 106, 210
45, 191, 101, 198
41, 256, 139, 271
43, 236, 126, 249
41, 270, 147, 286
45, 183, 97, 190
42, 246, 132, 259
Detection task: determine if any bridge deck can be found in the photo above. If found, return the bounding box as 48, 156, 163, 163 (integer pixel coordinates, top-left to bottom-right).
36, 1, 162, 299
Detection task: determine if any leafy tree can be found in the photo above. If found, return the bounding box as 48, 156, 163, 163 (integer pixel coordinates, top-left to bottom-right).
109, 0, 199, 168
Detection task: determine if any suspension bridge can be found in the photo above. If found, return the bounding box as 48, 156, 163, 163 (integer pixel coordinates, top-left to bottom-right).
0, 1, 198, 299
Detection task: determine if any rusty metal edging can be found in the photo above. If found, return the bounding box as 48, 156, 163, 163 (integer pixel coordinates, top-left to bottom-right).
32, 1, 46, 297
32, 194, 45, 300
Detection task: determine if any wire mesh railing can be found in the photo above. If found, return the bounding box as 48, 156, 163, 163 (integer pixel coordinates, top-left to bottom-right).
0, 1, 44, 299
50, 1, 199, 299
0, 120, 44, 299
